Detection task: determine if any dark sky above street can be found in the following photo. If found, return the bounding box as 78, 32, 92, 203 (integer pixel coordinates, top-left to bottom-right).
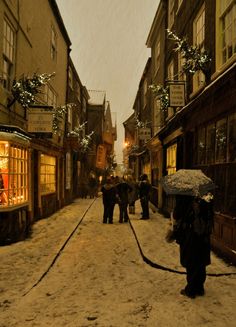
56, 0, 160, 163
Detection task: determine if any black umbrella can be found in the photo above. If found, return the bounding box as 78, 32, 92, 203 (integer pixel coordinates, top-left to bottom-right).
159, 169, 216, 197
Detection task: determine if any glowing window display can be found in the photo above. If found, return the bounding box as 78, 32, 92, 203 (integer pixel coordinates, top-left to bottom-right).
0, 142, 28, 207
40, 154, 56, 195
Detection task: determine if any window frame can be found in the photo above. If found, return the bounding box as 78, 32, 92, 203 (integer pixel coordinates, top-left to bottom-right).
0, 141, 29, 209
50, 25, 57, 61
166, 143, 177, 175
195, 112, 236, 166
44, 84, 57, 107
220, 1, 236, 64
178, 52, 186, 81
2, 18, 15, 90
40, 154, 56, 195
192, 4, 206, 92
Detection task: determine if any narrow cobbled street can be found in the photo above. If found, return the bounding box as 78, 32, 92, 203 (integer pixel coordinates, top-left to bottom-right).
0, 197, 236, 327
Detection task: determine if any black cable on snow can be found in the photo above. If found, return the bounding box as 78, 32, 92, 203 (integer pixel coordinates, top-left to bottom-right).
23, 196, 236, 297
23, 198, 97, 297
128, 220, 236, 277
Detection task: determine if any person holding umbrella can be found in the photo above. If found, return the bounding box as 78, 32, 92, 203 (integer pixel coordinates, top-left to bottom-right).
160, 169, 215, 298
172, 193, 214, 298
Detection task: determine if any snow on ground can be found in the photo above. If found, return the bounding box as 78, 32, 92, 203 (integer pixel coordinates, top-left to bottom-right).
0, 196, 236, 327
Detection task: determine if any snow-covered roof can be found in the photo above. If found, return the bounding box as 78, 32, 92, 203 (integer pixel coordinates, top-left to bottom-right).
88, 90, 106, 105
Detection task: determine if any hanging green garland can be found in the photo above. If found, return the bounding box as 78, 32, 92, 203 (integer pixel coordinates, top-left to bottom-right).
149, 84, 169, 111
66, 120, 94, 152
10, 73, 55, 108
167, 29, 211, 75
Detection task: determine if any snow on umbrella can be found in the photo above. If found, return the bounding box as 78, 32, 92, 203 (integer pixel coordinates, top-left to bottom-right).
159, 169, 216, 197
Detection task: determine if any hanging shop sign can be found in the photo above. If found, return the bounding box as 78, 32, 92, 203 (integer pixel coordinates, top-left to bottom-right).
28, 106, 53, 134
138, 128, 151, 141
96, 144, 106, 169
169, 83, 185, 107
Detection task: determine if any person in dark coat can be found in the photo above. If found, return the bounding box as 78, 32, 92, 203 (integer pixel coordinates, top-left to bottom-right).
116, 177, 132, 223
172, 194, 214, 298
138, 174, 151, 220
101, 176, 117, 224
127, 175, 139, 214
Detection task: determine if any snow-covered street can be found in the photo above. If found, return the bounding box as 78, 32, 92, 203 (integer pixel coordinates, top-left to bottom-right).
0, 197, 236, 327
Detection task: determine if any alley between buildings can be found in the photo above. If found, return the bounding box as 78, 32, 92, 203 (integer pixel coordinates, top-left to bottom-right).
0, 197, 236, 327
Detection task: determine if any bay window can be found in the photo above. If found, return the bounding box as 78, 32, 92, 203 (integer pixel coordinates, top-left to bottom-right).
0, 142, 28, 207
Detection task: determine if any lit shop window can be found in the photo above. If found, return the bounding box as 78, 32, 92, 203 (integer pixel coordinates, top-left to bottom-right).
40, 154, 56, 195
166, 143, 177, 175
0, 142, 28, 207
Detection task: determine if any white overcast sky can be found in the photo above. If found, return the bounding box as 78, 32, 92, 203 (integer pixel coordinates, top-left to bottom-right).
56, 0, 160, 164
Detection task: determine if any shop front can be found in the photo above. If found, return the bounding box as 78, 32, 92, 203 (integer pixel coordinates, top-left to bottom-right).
158, 127, 183, 217
0, 128, 31, 244
146, 135, 163, 209
176, 63, 236, 263
31, 139, 64, 220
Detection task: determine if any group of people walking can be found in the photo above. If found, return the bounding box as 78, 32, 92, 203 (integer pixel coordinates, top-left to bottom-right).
101, 171, 214, 299
101, 174, 151, 224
